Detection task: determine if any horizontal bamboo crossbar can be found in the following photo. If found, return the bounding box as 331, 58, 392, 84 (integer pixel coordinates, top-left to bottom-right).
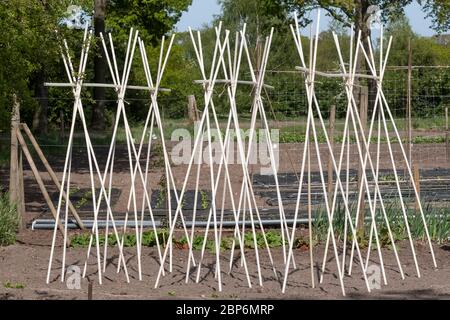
44, 82, 171, 92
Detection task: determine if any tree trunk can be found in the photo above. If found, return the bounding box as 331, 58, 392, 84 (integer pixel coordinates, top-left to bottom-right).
91, 0, 107, 130
10, 93, 25, 228
31, 0, 51, 135
354, 0, 374, 236
354, 0, 376, 111
32, 71, 49, 135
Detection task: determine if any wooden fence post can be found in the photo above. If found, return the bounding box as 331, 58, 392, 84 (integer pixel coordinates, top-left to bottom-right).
357, 87, 368, 233
88, 279, 93, 300
406, 39, 413, 168
18, 141, 25, 229
187, 95, 199, 123
9, 94, 25, 229
328, 105, 336, 204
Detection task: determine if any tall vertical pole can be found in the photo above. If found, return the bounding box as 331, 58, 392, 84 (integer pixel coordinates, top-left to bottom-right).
307, 136, 314, 288
327, 104, 336, 204
17, 137, 25, 230
406, 38, 413, 167
188, 95, 198, 123
445, 107, 449, 161
256, 36, 263, 125
9, 93, 25, 229
357, 86, 368, 234
253, 38, 263, 187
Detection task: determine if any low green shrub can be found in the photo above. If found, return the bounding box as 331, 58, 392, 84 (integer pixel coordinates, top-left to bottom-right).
0, 193, 20, 246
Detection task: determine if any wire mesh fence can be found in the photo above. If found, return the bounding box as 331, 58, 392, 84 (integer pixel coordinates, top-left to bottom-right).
1, 66, 449, 223
262, 66, 450, 171
1, 66, 449, 169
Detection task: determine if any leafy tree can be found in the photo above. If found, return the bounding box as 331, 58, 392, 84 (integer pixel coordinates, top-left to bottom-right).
213, 0, 296, 115
219, 0, 294, 37
127, 38, 201, 120
0, 1, 77, 133
106, 0, 192, 45
1, 0, 448, 135
89, 0, 193, 129
419, 0, 450, 33
384, 15, 449, 118
292, 0, 450, 110
293, 1, 449, 41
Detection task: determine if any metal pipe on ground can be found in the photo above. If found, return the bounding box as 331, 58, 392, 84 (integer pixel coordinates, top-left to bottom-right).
31, 212, 445, 231
32, 218, 312, 230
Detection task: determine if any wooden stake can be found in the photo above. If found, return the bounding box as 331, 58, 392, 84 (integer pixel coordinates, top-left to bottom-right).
406, 39, 413, 168
9, 94, 25, 229
20, 123, 85, 229
357, 86, 368, 233
15, 128, 69, 246
16, 95, 25, 228
87, 279, 93, 300
187, 95, 198, 122
307, 138, 314, 288
255, 37, 263, 128
18, 142, 25, 229
328, 104, 336, 204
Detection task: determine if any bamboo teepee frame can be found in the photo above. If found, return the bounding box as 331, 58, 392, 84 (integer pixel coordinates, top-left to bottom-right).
45, 13, 437, 296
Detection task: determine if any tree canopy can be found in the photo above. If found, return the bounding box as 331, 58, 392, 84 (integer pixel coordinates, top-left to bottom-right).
0, 0, 192, 132
0, 0, 448, 134
106, 0, 192, 45
0, 0, 72, 131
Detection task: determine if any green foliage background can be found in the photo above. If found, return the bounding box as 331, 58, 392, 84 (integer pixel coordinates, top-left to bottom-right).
0, 0, 448, 134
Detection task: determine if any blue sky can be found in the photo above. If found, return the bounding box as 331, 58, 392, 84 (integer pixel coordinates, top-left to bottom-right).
176, 0, 438, 36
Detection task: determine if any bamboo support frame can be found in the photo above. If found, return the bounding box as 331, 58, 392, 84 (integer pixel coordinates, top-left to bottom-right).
41, 16, 438, 296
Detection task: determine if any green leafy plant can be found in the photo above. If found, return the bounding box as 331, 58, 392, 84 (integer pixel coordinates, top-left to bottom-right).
142, 229, 168, 247
156, 174, 167, 209
152, 142, 165, 168
311, 197, 450, 249
69, 203, 450, 253
189, 235, 215, 252
220, 237, 235, 250
70, 230, 169, 248
264, 230, 284, 247
69, 187, 80, 197
294, 235, 317, 249
243, 230, 284, 249
0, 193, 20, 246
70, 233, 92, 248
75, 190, 92, 209
200, 191, 209, 210
4, 281, 25, 289
156, 191, 166, 209
348, 229, 370, 249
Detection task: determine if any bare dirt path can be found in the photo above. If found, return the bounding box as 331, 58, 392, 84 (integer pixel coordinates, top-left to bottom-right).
1, 141, 450, 300
0, 230, 449, 300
